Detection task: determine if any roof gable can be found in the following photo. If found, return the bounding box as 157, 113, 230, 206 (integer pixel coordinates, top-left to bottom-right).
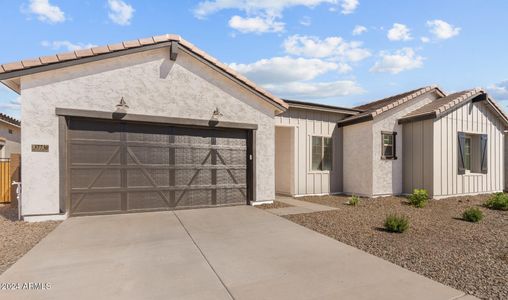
0, 34, 288, 111
337, 85, 445, 127
398, 88, 508, 126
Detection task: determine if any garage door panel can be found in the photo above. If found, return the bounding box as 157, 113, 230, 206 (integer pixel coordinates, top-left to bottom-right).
127, 191, 171, 210
68, 118, 248, 216
71, 193, 122, 215
174, 190, 214, 208
69, 119, 122, 141
126, 169, 170, 187
71, 169, 122, 189
127, 146, 171, 165
70, 144, 121, 165
217, 189, 247, 205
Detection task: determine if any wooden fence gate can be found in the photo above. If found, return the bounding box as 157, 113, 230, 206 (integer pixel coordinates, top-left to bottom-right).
0, 158, 10, 203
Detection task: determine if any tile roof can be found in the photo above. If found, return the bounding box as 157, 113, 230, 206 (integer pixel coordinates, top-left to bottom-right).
337, 86, 444, 126
400, 89, 477, 120
0, 113, 20, 127
399, 88, 508, 125
0, 34, 288, 110
283, 99, 362, 114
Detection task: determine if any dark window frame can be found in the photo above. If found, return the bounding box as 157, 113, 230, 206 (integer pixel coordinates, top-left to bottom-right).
311, 136, 333, 171
381, 131, 397, 160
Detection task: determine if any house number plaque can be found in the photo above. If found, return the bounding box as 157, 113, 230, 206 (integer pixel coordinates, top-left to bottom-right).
31, 144, 49, 152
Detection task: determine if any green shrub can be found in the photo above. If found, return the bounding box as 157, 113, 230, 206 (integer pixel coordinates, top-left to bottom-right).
384, 214, 409, 233
484, 193, 508, 211
348, 195, 359, 206
408, 189, 429, 208
462, 207, 484, 222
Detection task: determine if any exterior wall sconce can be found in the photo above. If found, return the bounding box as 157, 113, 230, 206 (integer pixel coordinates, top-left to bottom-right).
211, 107, 223, 121
115, 97, 129, 114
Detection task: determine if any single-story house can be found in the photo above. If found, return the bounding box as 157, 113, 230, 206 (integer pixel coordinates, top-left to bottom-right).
0, 34, 506, 221
0, 113, 21, 203
0, 113, 21, 159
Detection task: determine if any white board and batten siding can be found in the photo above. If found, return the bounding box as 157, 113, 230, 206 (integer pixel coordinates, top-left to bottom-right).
275, 108, 348, 196
433, 101, 505, 198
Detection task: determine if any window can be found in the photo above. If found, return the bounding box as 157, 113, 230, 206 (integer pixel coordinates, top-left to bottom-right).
381, 132, 397, 159
311, 136, 332, 171
464, 137, 471, 171
458, 132, 488, 174
8, 129, 12, 134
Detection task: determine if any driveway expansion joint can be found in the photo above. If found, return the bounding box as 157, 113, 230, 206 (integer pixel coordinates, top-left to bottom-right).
172, 211, 235, 300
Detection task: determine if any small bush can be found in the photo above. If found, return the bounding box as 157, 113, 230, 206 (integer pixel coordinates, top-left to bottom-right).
384, 214, 409, 233
408, 189, 429, 208
348, 195, 359, 206
484, 193, 508, 211
462, 207, 484, 222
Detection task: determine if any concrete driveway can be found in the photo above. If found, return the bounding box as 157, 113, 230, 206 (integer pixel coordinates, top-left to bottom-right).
0, 206, 472, 300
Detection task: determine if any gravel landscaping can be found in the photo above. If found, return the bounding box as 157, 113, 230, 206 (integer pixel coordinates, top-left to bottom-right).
256, 201, 293, 210
0, 202, 60, 274
285, 194, 508, 300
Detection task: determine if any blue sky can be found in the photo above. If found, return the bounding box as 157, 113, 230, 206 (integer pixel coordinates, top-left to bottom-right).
1, 0, 508, 118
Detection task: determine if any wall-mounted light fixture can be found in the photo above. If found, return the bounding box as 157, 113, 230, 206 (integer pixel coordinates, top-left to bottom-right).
115, 97, 129, 114
211, 107, 223, 121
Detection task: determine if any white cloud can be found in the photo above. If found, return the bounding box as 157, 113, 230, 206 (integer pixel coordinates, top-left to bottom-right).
488, 80, 508, 100
0, 97, 21, 111
107, 0, 134, 25
41, 40, 98, 51
283, 35, 371, 62
193, 0, 349, 33
426, 19, 460, 40
264, 80, 364, 99
228, 15, 284, 33
420, 36, 430, 43
370, 48, 424, 74
300, 16, 311, 26
229, 56, 363, 99
193, 0, 337, 18
387, 23, 412, 41
229, 56, 342, 84
27, 0, 66, 23
341, 0, 359, 15
352, 25, 367, 35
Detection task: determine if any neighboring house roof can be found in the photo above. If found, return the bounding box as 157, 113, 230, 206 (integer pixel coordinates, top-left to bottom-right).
398, 88, 508, 125
283, 99, 362, 115
337, 85, 446, 127
0, 34, 288, 111
0, 113, 20, 127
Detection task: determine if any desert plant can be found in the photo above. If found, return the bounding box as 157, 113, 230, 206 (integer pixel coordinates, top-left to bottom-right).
408, 189, 429, 208
384, 214, 409, 233
484, 193, 508, 211
348, 195, 359, 206
462, 207, 484, 222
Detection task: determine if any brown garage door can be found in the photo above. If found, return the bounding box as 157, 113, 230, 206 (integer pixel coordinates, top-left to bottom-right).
67, 118, 248, 216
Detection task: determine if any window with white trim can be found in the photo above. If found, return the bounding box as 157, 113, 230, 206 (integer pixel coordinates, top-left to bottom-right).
311, 136, 332, 171
381, 132, 397, 159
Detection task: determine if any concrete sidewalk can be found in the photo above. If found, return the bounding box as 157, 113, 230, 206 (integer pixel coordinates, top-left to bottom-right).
0, 206, 473, 300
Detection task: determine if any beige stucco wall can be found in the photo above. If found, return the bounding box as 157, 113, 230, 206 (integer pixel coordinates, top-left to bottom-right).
20, 48, 277, 216
343, 121, 372, 196
0, 121, 21, 158
275, 127, 293, 195
371, 92, 440, 196
275, 108, 347, 196
433, 101, 505, 197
